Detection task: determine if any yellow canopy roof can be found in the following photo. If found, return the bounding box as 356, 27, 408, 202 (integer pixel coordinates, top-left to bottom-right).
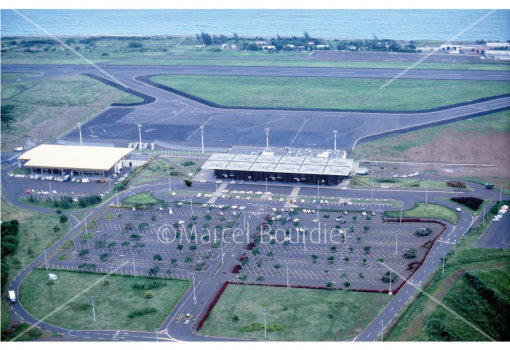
20, 145, 133, 171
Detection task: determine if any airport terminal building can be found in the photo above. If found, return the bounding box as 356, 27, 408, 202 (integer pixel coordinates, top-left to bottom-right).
19, 144, 133, 177
202, 150, 358, 186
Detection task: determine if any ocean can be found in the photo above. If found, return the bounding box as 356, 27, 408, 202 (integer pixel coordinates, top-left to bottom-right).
1, 9, 509, 41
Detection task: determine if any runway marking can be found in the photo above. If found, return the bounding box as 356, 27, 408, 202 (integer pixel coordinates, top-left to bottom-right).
433, 74, 460, 76
234, 117, 285, 133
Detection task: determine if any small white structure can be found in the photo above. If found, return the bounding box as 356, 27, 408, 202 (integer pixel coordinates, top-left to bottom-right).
48, 274, 57, 280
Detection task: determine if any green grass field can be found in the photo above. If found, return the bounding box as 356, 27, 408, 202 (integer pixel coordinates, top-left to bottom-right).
1, 203, 72, 332
1, 73, 41, 81
19, 270, 191, 332
386, 208, 510, 341
1, 74, 143, 151
352, 176, 474, 191
384, 202, 458, 224
198, 284, 392, 341
352, 110, 510, 162
150, 75, 509, 111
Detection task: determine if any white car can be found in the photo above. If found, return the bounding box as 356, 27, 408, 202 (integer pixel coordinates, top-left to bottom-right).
247, 191, 253, 194
246, 197, 251, 200
232, 205, 238, 209
222, 190, 229, 193
325, 200, 328, 204
177, 202, 183, 205
255, 191, 263, 195
239, 206, 246, 210
341, 187, 348, 190
279, 198, 284, 202
171, 192, 176, 196
231, 190, 238, 194
272, 208, 277, 212
401, 175, 407, 178
178, 220, 185, 224
230, 181, 236, 184
347, 202, 352, 206
300, 199, 305, 203
52, 190, 57, 194
456, 208, 461, 212
293, 218, 300, 222
221, 195, 225, 199
320, 200, 324, 204
313, 219, 318, 223
202, 204, 208, 207
392, 174, 399, 178
239, 191, 245, 194
492, 218, 500, 222
235, 196, 240, 200
362, 212, 367, 216
197, 193, 202, 198
216, 180, 222, 184
43, 191, 49, 195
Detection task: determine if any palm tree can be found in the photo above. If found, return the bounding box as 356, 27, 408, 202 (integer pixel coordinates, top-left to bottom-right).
176, 244, 183, 252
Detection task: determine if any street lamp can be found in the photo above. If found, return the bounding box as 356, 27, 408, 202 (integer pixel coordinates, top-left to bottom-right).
286, 263, 289, 287
389, 268, 393, 295
200, 126, 205, 154
91, 296, 96, 322
265, 178, 268, 193
192, 276, 197, 304
333, 130, 337, 151
169, 172, 172, 192
442, 251, 445, 275
380, 319, 383, 342
265, 128, 269, 148
78, 122, 83, 146
372, 201, 375, 216
426, 183, 429, 204
395, 231, 398, 255
371, 181, 374, 201
132, 253, 135, 276
84, 210, 88, 238
263, 309, 267, 338
43, 246, 48, 270
115, 189, 119, 208
155, 328, 159, 342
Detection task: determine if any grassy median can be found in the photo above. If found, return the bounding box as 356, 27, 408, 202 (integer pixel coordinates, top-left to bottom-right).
384, 202, 459, 224
198, 284, 392, 341
150, 75, 509, 111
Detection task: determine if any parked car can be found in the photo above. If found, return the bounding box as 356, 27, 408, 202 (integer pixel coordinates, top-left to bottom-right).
456, 208, 461, 212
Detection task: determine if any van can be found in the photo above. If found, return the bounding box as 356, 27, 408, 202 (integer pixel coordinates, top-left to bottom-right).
168, 209, 173, 215
14, 147, 23, 152
63, 175, 70, 182
7, 290, 16, 304
48, 274, 57, 280
82, 178, 89, 183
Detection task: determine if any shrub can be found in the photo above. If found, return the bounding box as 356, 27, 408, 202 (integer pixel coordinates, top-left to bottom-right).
127, 307, 157, 318
144, 290, 154, 298
232, 265, 242, 274
451, 197, 484, 211
404, 248, 418, 259
103, 279, 110, 286
46, 279, 55, 285
382, 271, 399, 283
415, 228, 433, 236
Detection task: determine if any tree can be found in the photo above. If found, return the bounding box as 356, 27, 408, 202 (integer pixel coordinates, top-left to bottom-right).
363, 246, 371, 254
53, 225, 61, 233
189, 244, 197, 254
330, 246, 337, 253
256, 276, 264, 281
1, 104, 15, 123
241, 257, 250, 266
201, 32, 212, 45
147, 265, 160, 277
153, 253, 162, 261
99, 253, 110, 261
382, 271, 398, 283
252, 247, 260, 256
364, 226, 370, 231
311, 254, 318, 263
404, 248, 418, 259
108, 242, 116, 249
233, 32, 239, 43
238, 274, 247, 281
343, 281, 351, 288
377, 258, 385, 263
327, 255, 335, 263
166, 269, 173, 278
78, 249, 90, 257
349, 247, 353, 253
95, 240, 106, 248
362, 258, 367, 265
270, 238, 276, 246
283, 240, 290, 248
324, 270, 329, 275
274, 263, 281, 270
184, 179, 193, 187
176, 244, 183, 252
303, 31, 311, 42
356, 237, 362, 243
344, 256, 350, 262
256, 260, 262, 268
326, 281, 333, 290
267, 251, 274, 259
184, 257, 193, 264
353, 216, 357, 221
171, 258, 178, 266
59, 214, 68, 224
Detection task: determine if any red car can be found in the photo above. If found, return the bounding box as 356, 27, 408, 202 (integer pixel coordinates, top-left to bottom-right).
25, 189, 31, 194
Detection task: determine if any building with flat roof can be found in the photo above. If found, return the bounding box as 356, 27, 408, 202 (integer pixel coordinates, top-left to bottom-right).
19, 144, 133, 177
202, 152, 358, 185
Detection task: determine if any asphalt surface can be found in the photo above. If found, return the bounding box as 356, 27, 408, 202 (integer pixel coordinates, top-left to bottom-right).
3, 64, 509, 154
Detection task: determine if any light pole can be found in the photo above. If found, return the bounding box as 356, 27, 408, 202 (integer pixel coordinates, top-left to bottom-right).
395, 231, 398, 255
317, 180, 320, 202
265, 128, 269, 148
169, 172, 172, 192
265, 178, 268, 193
221, 239, 224, 264
426, 183, 429, 204
400, 202, 403, 224
78, 122, 83, 146
137, 124, 142, 150
132, 253, 135, 276
389, 268, 393, 295
84, 210, 88, 238
442, 251, 445, 275
500, 184, 503, 203
192, 276, 197, 304
371, 181, 374, 201
49, 182, 52, 200
43, 246, 48, 270
263, 309, 267, 338
286, 263, 289, 287
380, 319, 383, 342
200, 126, 204, 154
155, 328, 159, 342
91, 296, 96, 322
190, 194, 194, 215
115, 189, 119, 208
483, 203, 486, 226
108, 176, 111, 191
333, 130, 337, 151
372, 201, 375, 215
